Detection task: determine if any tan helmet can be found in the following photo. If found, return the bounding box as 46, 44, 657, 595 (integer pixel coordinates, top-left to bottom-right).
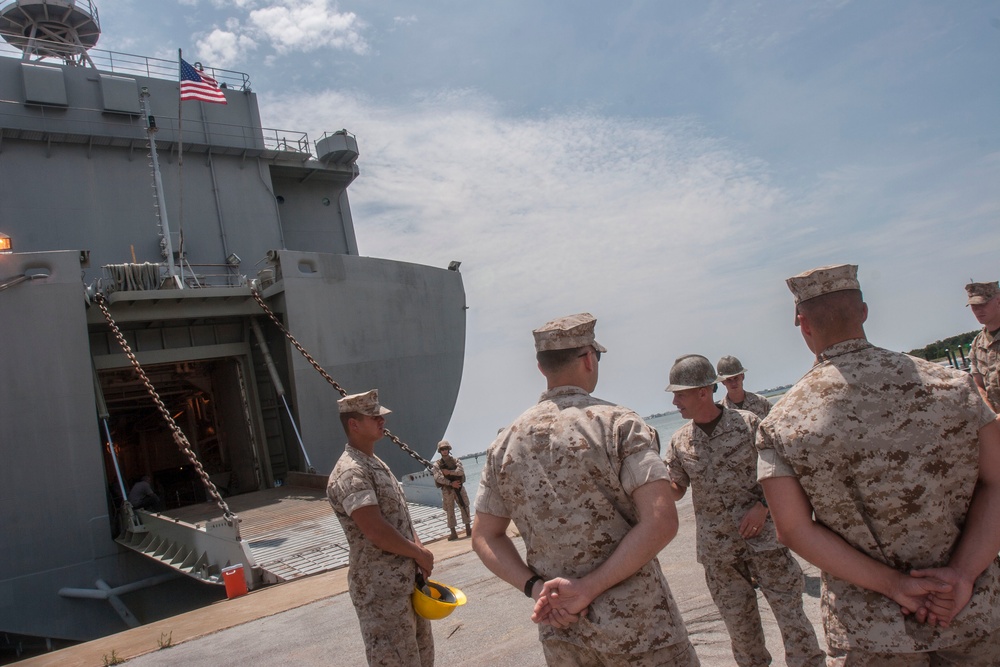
665, 354, 718, 392
716, 355, 747, 380
412, 577, 467, 620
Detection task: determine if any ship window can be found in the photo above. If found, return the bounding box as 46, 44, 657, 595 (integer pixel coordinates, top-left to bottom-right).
321, 197, 331, 206
276, 196, 285, 204
21, 63, 68, 107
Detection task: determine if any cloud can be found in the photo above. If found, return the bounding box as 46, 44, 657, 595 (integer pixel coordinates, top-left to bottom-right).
254, 83, 1000, 450
248, 0, 369, 54
192, 0, 369, 67
196, 28, 257, 66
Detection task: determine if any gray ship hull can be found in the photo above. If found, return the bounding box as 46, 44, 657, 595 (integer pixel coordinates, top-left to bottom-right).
0, 10, 465, 643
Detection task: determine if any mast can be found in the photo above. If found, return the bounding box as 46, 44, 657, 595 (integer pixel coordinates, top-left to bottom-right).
139, 87, 182, 288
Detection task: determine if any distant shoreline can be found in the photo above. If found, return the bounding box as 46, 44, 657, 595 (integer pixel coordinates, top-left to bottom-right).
644, 384, 792, 420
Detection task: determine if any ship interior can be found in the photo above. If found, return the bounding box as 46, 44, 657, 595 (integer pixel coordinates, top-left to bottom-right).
98, 359, 264, 516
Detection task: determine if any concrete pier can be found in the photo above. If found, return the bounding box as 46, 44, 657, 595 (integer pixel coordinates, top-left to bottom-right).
15, 495, 824, 666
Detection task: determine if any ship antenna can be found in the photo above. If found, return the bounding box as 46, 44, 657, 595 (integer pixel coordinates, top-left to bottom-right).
0, 0, 101, 67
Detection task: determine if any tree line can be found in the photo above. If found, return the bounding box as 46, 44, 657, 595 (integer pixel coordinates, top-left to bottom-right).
907, 330, 980, 362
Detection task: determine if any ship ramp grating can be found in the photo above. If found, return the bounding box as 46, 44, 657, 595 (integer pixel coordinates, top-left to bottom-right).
124, 485, 461, 586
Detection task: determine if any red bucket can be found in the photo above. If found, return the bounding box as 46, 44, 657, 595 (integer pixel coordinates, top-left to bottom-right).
222, 564, 248, 599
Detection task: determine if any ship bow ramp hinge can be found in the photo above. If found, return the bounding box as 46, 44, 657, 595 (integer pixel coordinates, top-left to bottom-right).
116, 511, 260, 589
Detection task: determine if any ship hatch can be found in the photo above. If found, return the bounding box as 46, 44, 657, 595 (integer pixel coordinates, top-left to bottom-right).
99, 358, 263, 512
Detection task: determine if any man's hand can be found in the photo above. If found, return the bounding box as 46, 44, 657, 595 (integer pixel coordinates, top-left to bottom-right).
738, 502, 769, 539
909, 567, 971, 628
450, 480, 461, 488
413, 544, 434, 579
531, 577, 591, 628
883, 569, 953, 622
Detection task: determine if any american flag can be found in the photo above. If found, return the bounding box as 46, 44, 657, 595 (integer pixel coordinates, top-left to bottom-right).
179, 58, 228, 104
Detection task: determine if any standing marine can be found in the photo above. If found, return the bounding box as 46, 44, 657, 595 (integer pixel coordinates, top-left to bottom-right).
472, 313, 698, 666
717, 355, 772, 419
431, 440, 471, 541
966, 280, 1000, 411
327, 389, 435, 667
665, 354, 823, 667
758, 264, 1000, 665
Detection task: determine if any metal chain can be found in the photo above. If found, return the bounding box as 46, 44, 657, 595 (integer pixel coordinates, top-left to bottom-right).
250, 287, 434, 470
94, 294, 237, 524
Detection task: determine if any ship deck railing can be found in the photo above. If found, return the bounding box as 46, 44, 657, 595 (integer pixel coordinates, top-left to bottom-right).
0, 99, 316, 159
0, 35, 252, 91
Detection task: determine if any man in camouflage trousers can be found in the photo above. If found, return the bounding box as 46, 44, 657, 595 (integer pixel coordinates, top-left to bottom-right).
472, 313, 698, 666
967, 280, 1000, 411
327, 389, 435, 667
666, 354, 823, 667
717, 355, 772, 420
430, 440, 471, 541
758, 264, 1000, 666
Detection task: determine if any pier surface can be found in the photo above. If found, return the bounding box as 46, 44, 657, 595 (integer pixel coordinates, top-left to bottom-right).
16, 495, 824, 667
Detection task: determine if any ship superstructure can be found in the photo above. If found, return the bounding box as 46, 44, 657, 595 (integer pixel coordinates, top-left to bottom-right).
0, 0, 465, 644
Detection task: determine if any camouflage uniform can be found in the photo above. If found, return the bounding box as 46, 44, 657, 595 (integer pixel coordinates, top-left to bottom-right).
757, 338, 1000, 659
475, 385, 696, 665
328, 445, 433, 667
668, 406, 822, 667
722, 390, 772, 420
969, 328, 1000, 410
431, 457, 470, 530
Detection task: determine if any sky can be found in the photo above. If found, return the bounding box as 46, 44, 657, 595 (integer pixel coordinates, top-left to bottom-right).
93, 1, 999, 455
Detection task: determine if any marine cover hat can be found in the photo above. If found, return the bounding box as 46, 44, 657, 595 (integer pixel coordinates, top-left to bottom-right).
666, 354, 718, 392
966, 281, 999, 306
437, 440, 452, 451
337, 389, 391, 416
786, 264, 860, 305
533, 312, 607, 353
716, 355, 747, 380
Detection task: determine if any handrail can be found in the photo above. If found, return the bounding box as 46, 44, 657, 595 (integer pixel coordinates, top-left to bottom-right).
0, 33, 251, 91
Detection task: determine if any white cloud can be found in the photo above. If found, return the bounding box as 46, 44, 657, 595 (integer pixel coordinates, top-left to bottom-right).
255, 84, 1000, 450
196, 28, 257, 67
248, 0, 369, 55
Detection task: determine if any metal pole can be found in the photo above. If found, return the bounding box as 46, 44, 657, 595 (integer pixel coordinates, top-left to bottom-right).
93, 361, 128, 501
139, 88, 181, 288
250, 318, 314, 472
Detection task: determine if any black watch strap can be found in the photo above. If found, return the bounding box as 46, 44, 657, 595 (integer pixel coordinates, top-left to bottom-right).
524, 574, 543, 598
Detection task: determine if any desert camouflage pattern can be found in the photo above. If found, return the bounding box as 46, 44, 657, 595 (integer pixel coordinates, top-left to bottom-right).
722, 390, 772, 420
475, 385, 692, 656
431, 457, 470, 529
703, 546, 822, 667
327, 446, 432, 666
757, 338, 1000, 654
668, 407, 778, 562
826, 630, 1000, 666
966, 280, 999, 305
337, 388, 392, 416
541, 635, 701, 667
668, 406, 822, 667
532, 312, 607, 353
969, 328, 1000, 410
785, 263, 859, 304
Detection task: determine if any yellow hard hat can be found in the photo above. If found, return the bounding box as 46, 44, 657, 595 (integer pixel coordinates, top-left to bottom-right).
412, 577, 467, 620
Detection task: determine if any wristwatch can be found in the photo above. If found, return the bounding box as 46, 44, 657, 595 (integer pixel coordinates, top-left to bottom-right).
524, 574, 544, 598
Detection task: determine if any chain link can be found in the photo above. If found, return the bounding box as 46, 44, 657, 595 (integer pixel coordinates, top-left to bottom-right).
94, 294, 237, 525
250, 287, 434, 470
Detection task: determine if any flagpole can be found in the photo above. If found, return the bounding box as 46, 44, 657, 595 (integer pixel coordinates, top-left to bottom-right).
176, 49, 185, 285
